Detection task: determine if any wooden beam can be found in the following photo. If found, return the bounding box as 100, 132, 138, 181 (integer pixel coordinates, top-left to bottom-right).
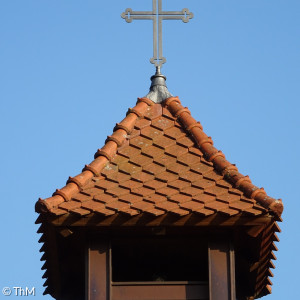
86, 240, 110, 300
111, 283, 208, 300
208, 241, 236, 300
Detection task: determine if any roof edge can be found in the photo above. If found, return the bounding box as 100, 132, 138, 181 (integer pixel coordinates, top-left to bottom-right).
164, 96, 283, 217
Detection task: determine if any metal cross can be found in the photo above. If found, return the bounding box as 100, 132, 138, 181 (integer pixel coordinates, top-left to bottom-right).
121, 0, 193, 68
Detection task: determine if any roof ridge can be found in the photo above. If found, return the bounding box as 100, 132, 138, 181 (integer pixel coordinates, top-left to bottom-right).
35, 97, 153, 214
164, 96, 283, 217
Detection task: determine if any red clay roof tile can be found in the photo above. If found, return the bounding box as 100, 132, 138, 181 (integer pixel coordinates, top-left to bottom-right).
229, 201, 254, 211
193, 193, 216, 204
179, 200, 205, 212
118, 161, 142, 174
117, 144, 141, 158
204, 200, 228, 211
169, 207, 190, 216
155, 200, 179, 211
162, 106, 174, 119
130, 136, 152, 149
105, 171, 130, 183
105, 200, 132, 212
169, 193, 192, 204
155, 170, 179, 182
192, 178, 215, 190
191, 162, 213, 175
168, 179, 191, 190
179, 171, 201, 183
119, 193, 143, 204
177, 152, 200, 166
105, 186, 130, 197
152, 116, 174, 130
193, 207, 215, 216
58, 201, 81, 211
242, 208, 263, 216
141, 144, 165, 158
121, 207, 141, 216
69, 207, 91, 216
154, 154, 177, 167
141, 126, 163, 140
143, 162, 166, 175
164, 126, 186, 140
217, 193, 241, 203
165, 144, 188, 157
188, 146, 204, 157
131, 186, 155, 197
153, 135, 177, 149
110, 154, 129, 165
131, 200, 155, 211
36, 96, 283, 220
143, 103, 162, 120
93, 193, 117, 204
134, 118, 151, 130
216, 179, 232, 188
228, 188, 243, 196
101, 163, 118, 176
119, 179, 143, 190
94, 179, 118, 191
129, 153, 153, 167
177, 136, 195, 148
84, 187, 105, 197
144, 207, 165, 216
166, 162, 190, 174
204, 185, 229, 196
130, 171, 155, 182
144, 193, 167, 204
71, 193, 91, 203
144, 179, 167, 190
156, 186, 179, 197
218, 207, 240, 216
203, 170, 224, 181
82, 201, 115, 215
181, 186, 203, 197
128, 128, 140, 139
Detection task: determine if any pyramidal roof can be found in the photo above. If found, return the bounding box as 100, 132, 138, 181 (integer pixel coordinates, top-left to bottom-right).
36, 97, 283, 220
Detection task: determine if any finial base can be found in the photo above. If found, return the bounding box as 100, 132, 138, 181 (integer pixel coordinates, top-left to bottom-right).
145, 67, 173, 104
150, 67, 167, 88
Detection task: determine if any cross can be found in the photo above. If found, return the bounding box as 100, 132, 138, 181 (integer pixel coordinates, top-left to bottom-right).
121, 0, 193, 68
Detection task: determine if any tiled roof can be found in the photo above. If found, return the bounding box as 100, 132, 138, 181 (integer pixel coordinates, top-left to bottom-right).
36, 97, 283, 218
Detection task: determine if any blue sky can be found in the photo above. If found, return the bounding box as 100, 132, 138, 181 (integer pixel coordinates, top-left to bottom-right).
0, 0, 299, 298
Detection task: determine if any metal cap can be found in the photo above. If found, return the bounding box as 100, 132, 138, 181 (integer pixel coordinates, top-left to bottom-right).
144, 67, 173, 104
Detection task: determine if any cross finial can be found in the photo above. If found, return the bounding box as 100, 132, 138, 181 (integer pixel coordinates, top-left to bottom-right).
121, 0, 193, 69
